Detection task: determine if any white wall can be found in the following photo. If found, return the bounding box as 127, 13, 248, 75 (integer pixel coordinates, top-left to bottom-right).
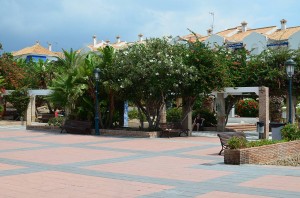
288, 31, 300, 50
204, 34, 225, 48
243, 32, 268, 55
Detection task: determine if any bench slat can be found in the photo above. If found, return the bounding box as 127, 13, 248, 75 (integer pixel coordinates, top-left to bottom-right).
217, 132, 246, 155
61, 120, 92, 134
160, 122, 189, 138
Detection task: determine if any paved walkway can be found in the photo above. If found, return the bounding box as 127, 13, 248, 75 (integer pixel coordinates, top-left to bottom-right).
0, 126, 300, 197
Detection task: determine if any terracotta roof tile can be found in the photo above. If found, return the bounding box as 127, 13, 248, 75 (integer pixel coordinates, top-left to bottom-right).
179, 33, 209, 42
268, 26, 300, 40
227, 26, 277, 42
216, 27, 240, 37
12, 43, 58, 57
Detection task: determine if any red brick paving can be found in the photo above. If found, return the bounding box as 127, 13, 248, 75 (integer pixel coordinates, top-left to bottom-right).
26, 134, 122, 144
0, 147, 133, 165
0, 140, 42, 150
87, 156, 232, 182
0, 171, 173, 198
195, 191, 272, 198
92, 138, 199, 152
1, 128, 300, 197
240, 175, 300, 192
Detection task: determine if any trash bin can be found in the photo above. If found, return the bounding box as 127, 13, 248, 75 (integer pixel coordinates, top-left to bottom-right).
257, 121, 264, 139
270, 122, 286, 140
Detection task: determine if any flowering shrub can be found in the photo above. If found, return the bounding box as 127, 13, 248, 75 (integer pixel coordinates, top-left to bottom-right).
236, 98, 258, 117
281, 123, 300, 141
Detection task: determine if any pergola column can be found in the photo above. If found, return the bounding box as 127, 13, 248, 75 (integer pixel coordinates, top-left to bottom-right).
216, 93, 226, 132
26, 95, 35, 125
259, 86, 269, 139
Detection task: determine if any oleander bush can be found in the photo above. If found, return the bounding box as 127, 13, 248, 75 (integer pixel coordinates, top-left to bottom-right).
236, 98, 259, 117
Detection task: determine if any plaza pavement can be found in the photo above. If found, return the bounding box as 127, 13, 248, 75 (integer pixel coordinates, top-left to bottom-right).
0, 125, 300, 197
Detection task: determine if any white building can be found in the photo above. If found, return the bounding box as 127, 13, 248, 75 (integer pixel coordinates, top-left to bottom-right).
12, 42, 61, 62
182, 19, 300, 55
87, 34, 145, 51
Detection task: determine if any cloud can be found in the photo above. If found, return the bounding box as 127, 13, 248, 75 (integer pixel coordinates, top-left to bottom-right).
1, 0, 300, 52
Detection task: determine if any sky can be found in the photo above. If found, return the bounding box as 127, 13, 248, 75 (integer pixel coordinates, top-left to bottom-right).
1, 0, 300, 53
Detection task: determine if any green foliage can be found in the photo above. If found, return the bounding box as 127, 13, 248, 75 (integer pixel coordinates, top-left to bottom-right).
0, 53, 26, 89
48, 117, 65, 127
228, 137, 287, 150
0, 104, 3, 113
227, 136, 247, 149
281, 123, 300, 141
166, 107, 182, 122
128, 108, 146, 120
128, 109, 138, 119
114, 37, 191, 129
6, 87, 30, 118
193, 109, 217, 127
246, 139, 286, 147
236, 98, 259, 117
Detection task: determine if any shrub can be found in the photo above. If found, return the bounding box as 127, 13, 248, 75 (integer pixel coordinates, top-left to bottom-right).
5, 87, 30, 118
0, 104, 3, 113
227, 136, 247, 149
48, 117, 65, 127
281, 123, 300, 141
193, 109, 217, 127
128, 108, 146, 120
236, 98, 259, 117
166, 107, 182, 122
246, 139, 286, 147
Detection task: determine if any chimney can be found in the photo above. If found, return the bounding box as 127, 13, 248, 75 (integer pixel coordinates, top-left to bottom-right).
116, 35, 121, 43
36, 40, 40, 45
93, 35, 97, 47
48, 43, 52, 51
241, 21, 248, 32
280, 19, 287, 30
207, 29, 213, 36
138, 34, 143, 42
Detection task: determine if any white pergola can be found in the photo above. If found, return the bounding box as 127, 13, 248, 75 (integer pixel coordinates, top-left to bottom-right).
211, 87, 269, 139
4, 89, 53, 124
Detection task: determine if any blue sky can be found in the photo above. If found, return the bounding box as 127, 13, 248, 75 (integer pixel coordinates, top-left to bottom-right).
1, 0, 300, 52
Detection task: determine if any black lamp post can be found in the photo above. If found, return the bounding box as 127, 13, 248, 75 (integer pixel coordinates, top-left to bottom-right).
94, 68, 100, 135
285, 59, 296, 124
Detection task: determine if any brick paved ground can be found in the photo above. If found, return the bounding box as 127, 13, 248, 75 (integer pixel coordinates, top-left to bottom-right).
1, 126, 300, 197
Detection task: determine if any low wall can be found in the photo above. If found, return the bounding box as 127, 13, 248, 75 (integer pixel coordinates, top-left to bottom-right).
224, 140, 300, 165
26, 125, 159, 138
100, 129, 159, 138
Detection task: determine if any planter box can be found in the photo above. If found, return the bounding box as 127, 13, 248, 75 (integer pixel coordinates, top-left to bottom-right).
224, 140, 300, 165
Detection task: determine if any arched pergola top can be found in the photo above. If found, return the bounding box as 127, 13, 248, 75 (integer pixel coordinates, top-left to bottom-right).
211, 87, 259, 98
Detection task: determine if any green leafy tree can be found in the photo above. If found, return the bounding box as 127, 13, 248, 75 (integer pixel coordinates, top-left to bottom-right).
114, 37, 192, 129
0, 53, 25, 89
6, 87, 30, 119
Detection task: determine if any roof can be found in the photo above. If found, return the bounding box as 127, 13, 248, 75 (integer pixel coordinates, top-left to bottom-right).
179, 33, 209, 42
216, 27, 240, 38
12, 43, 59, 57
268, 26, 300, 40
110, 41, 128, 49
227, 26, 277, 42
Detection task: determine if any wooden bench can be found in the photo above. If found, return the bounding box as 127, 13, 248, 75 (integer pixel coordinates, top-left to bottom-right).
217, 132, 246, 155
60, 120, 92, 134
40, 113, 55, 123
160, 122, 189, 138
